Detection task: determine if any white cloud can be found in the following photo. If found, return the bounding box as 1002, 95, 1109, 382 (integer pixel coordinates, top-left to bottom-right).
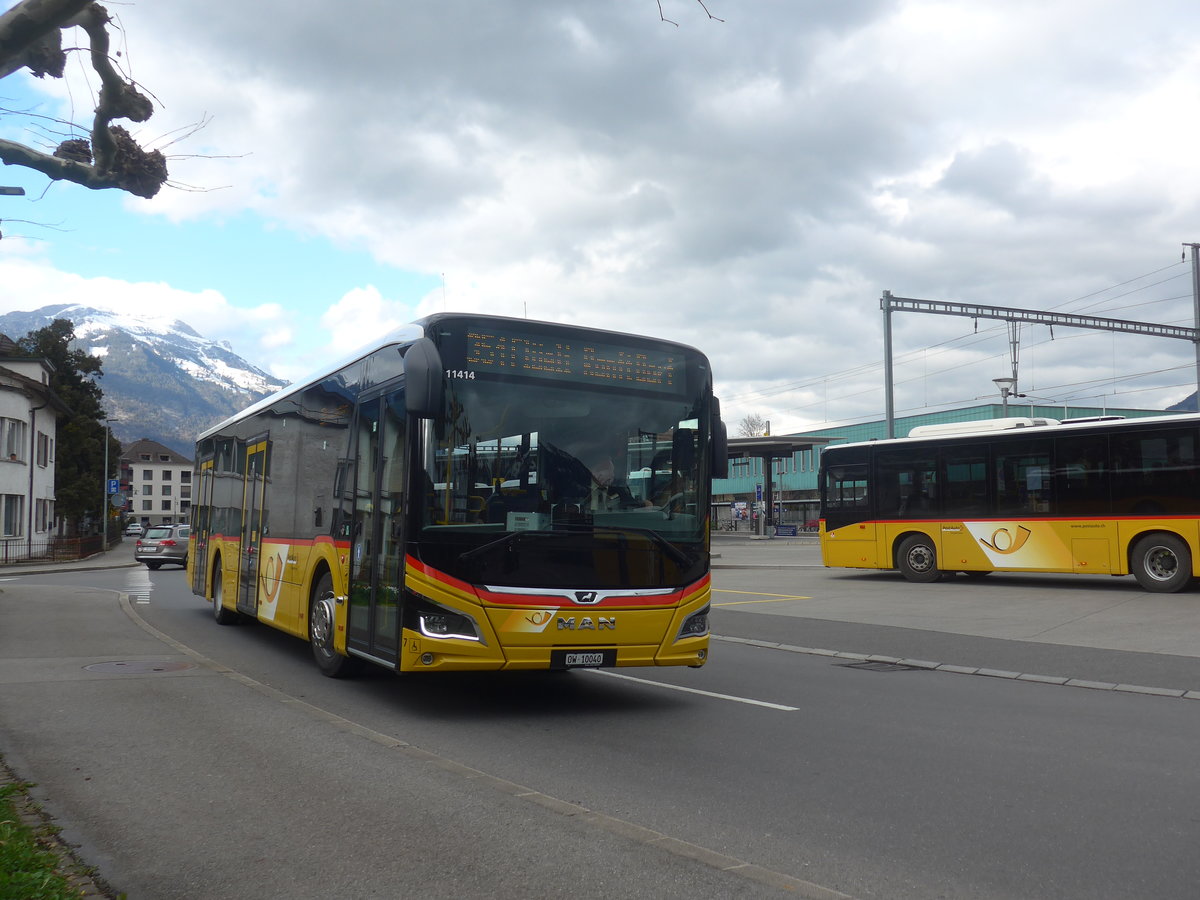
5, 0, 1200, 432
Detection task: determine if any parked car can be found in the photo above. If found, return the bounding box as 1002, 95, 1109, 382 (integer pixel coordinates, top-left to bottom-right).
124, 522, 144, 537
135, 524, 190, 569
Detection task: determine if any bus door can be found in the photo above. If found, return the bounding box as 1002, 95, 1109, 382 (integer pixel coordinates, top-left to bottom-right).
190, 458, 214, 596
235, 439, 270, 617
347, 389, 407, 665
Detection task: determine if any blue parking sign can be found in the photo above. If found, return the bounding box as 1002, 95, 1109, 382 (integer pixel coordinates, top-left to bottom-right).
107, 479, 119, 495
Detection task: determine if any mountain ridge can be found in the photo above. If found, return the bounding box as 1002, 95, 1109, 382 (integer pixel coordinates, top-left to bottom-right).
0, 304, 288, 456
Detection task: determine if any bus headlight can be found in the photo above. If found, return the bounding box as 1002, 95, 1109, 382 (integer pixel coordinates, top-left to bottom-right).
677, 605, 710, 640
406, 592, 484, 643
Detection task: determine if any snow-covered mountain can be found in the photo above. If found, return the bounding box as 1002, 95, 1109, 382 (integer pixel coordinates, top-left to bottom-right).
0, 304, 288, 456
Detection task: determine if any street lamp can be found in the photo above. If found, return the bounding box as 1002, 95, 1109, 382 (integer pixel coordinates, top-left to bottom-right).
100, 418, 121, 551
993, 377, 1017, 416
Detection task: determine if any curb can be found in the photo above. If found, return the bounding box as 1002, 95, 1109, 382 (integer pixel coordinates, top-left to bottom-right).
713, 635, 1200, 701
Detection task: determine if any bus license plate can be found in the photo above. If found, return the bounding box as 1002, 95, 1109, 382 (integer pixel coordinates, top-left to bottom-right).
553, 649, 616, 669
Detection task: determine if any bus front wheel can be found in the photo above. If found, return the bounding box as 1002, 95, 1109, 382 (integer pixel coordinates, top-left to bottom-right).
1131, 534, 1192, 593
309, 572, 360, 678
897, 535, 943, 583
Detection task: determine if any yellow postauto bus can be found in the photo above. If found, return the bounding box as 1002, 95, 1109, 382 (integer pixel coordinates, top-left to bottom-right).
819, 413, 1200, 593
188, 312, 728, 676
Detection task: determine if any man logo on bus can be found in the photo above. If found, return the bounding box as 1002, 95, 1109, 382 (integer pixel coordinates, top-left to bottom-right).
979, 525, 1033, 554
574, 591, 600, 604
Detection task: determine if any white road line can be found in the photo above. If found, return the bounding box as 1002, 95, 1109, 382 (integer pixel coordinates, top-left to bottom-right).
586, 668, 799, 710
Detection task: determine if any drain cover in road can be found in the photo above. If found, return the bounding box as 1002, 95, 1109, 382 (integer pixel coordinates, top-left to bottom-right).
84, 660, 194, 674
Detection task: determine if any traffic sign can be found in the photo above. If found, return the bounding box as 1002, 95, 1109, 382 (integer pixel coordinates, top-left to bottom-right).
107, 478, 120, 495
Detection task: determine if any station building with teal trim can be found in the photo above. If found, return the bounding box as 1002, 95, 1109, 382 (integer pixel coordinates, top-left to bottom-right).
713, 403, 1183, 529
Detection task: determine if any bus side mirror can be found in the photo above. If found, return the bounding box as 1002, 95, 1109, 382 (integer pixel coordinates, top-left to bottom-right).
404, 338, 444, 419
705, 422, 724, 482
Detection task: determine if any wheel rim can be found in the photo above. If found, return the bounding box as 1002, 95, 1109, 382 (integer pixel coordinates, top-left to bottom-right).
212, 570, 223, 615
907, 544, 934, 573
311, 592, 336, 656
1144, 545, 1179, 582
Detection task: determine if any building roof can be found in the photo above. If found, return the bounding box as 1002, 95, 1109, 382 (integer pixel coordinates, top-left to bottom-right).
121, 438, 194, 466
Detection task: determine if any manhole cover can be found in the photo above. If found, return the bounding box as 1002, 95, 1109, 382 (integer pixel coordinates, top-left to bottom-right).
84, 660, 194, 675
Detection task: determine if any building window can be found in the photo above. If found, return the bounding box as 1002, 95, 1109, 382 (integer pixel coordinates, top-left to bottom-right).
181, 471, 191, 484
2, 419, 25, 461
1, 494, 24, 536
36, 432, 50, 467
142, 469, 153, 481
35, 499, 52, 532
142, 500, 152, 511
142, 485, 152, 495
162, 470, 172, 481
162, 485, 172, 496
162, 500, 172, 511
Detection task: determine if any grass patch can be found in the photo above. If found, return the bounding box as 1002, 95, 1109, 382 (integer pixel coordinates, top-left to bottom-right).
0, 782, 91, 899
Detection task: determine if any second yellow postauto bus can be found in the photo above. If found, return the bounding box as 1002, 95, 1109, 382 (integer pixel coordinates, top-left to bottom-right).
189, 312, 728, 676
820, 413, 1200, 593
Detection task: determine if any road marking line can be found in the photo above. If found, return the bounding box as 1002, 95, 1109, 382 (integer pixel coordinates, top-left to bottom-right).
586, 668, 799, 710
712, 588, 811, 606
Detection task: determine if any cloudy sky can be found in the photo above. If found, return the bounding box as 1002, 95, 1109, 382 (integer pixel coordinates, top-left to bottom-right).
2, 0, 1200, 434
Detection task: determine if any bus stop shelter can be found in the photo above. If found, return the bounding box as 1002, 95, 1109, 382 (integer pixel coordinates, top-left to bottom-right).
726, 435, 836, 534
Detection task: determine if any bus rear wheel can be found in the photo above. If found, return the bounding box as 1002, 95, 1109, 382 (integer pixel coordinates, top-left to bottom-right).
309, 571, 360, 678
897, 534, 943, 583
1131, 534, 1192, 593
212, 562, 240, 625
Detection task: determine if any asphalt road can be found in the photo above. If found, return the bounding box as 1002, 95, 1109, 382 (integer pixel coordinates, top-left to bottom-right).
1, 541, 1199, 899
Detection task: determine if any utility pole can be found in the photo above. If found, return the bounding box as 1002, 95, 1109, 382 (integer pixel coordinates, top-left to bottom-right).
881, 292, 1200, 428
1187, 243, 1200, 411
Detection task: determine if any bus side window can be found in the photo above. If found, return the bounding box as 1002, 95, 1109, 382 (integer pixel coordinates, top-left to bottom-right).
994, 440, 1052, 516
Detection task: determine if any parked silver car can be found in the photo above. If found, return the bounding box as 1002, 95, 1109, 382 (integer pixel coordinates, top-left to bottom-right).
135, 524, 190, 569
124, 522, 145, 537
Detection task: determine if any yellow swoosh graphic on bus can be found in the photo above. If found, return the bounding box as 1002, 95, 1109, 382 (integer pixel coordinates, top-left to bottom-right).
979, 525, 1032, 554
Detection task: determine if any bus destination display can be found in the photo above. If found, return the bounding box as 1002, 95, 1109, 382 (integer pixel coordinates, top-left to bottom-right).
464, 329, 681, 390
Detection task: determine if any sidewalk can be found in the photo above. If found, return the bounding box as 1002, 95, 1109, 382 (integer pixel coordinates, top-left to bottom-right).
710, 531, 822, 568
0, 538, 140, 577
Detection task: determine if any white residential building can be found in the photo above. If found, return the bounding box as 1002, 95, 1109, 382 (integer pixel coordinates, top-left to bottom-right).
0, 348, 67, 559
120, 439, 194, 527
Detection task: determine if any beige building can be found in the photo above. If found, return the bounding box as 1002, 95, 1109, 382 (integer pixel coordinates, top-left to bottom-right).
120, 439, 194, 527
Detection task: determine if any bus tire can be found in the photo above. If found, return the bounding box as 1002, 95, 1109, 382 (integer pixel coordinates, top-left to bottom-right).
897, 534, 943, 583
309, 571, 360, 678
1131, 533, 1192, 593
212, 561, 241, 625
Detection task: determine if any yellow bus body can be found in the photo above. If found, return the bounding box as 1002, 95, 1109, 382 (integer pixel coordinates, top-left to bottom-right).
821, 516, 1200, 578
194, 534, 711, 672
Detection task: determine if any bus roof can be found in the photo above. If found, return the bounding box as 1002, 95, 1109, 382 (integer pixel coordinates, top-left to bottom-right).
196, 321, 426, 442
196, 312, 713, 444
824, 411, 1200, 453
907, 417, 1059, 438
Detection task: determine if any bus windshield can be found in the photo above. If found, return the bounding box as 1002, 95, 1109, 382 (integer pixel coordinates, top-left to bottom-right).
416, 377, 707, 587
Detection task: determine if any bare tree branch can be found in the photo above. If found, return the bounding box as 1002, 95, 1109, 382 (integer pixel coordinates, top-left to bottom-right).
0, 0, 167, 198
657, 0, 724, 26
0, 0, 90, 79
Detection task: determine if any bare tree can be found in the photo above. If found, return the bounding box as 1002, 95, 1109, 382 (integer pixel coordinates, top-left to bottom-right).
657, 0, 724, 26
738, 413, 768, 437
0, 0, 166, 198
